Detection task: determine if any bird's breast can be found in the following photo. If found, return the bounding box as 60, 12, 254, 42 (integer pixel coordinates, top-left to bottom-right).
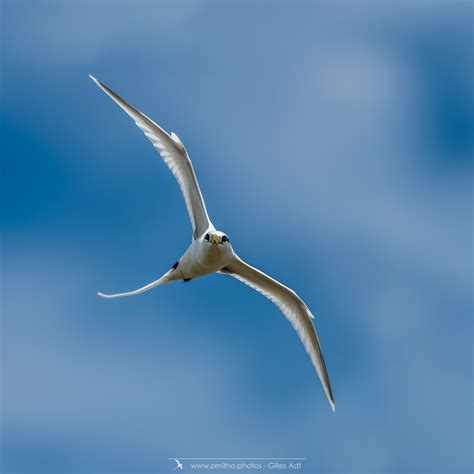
178, 242, 234, 279
199, 244, 233, 268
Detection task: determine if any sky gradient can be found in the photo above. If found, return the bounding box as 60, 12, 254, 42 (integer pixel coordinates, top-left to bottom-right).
1, 1, 473, 473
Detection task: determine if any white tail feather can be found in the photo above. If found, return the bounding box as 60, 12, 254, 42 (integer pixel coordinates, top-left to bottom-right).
98, 270, 174, 299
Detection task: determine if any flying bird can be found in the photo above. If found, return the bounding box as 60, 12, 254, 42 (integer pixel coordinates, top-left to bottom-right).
173, 459, 183, 471
90, 75, 335, 412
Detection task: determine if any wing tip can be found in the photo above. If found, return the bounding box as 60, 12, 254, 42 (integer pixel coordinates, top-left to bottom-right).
89, 74, 108, 93
322, 378, 336, 412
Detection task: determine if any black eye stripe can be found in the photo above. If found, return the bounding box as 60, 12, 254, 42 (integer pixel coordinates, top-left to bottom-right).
205, 233, 228, 242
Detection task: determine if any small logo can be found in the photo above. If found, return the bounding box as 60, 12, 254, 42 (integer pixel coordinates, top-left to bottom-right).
172, 459, 183, 470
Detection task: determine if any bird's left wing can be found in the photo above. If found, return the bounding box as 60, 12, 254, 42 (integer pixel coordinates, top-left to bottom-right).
89, 75, 214, 239
220, 257, 335, 411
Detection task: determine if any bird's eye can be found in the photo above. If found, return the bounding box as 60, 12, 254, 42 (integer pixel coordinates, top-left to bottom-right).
204, 233, 210, 241
222, 235, 229, 243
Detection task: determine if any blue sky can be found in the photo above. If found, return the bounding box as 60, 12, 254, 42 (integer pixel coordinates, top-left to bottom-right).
1, 1, 472, 473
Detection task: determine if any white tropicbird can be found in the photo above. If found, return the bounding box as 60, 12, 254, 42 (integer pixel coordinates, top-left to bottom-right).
90, 75, 335, 412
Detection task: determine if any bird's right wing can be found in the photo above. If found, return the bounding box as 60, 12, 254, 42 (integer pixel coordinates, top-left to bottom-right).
89, 75, 214, 239
220, 257, 335, 411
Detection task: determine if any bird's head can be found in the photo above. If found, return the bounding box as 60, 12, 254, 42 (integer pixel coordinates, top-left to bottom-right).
203, 231, 230, 246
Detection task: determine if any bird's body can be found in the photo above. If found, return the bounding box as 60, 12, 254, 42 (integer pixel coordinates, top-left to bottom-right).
164, 232, 234, 282
90, 75, 335, 411
178, 231, 235, 280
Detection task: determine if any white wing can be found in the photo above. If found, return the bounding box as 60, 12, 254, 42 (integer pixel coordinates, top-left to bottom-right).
220, 257, 335, 411
89, 75, 214, 239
